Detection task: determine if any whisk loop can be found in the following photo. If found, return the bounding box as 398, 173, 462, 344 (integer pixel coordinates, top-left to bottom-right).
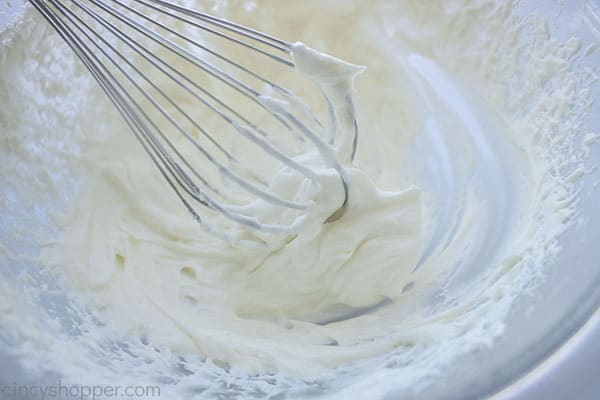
30, 0, 359, 241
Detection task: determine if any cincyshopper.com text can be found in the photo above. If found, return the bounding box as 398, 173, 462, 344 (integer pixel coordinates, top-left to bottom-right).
0, 381, 161, 399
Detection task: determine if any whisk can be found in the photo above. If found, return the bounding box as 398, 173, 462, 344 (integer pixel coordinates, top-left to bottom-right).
30, 0, 359, 240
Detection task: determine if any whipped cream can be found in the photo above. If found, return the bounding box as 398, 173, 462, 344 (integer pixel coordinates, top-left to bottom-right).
0, 0, 597, 398
38, 38, 424, 374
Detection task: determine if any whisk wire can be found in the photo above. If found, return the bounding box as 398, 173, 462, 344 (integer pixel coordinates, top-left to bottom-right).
58, 0, 313, 208
30, 0, 351, 239
132, 0, 293, 66
141, 0, 290, 52
37, 0, 297, 237
79, 0, 314, 169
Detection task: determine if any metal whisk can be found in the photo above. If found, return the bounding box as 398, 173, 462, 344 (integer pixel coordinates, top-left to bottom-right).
30, 0, 357, 241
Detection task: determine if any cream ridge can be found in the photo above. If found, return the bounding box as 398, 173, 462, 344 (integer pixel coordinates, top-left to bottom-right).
0, 0, 597, 397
